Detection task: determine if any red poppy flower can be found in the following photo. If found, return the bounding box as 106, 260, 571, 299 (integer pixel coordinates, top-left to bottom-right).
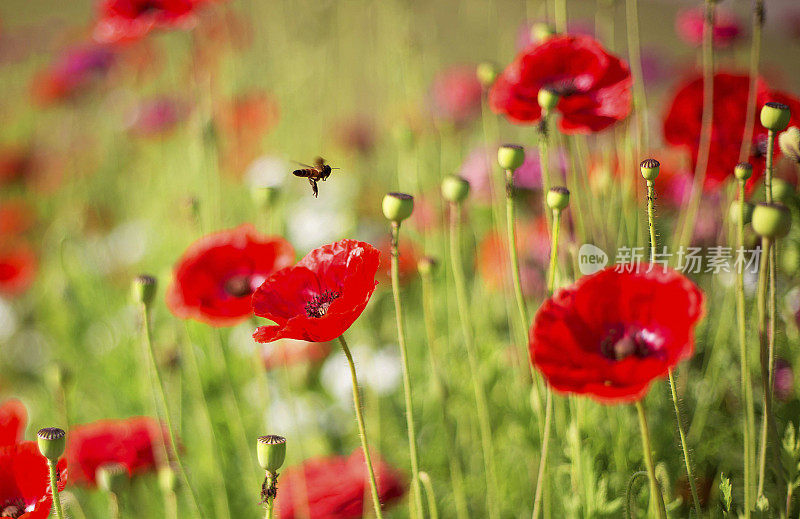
0, 441, 67, 519
530, 267, 704, 403
663, 72, 800, 191
490, 35, 632, 134
261, 340, 333, 371
65, 417, 168, 486
167, 225, 294, 327
0, 242, 36, 296
93, 0, 209, 44
0, 400, 26, 446
275, 449, 405, 519
253, 240, 380, 343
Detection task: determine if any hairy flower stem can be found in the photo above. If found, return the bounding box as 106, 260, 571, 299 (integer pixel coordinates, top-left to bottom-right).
48, 459, 65, 519
736, 179, 755, 518
338, 335, 385, 519
449, 203, 500, 519
646, 177, 702, 517
389, 221, 425, 519
263, 473, 276, 519
635, 401, 668, 519
739, 0, 764, 163
532, 208, 563, 519
678, 0, 715, 251
140, 304, 204, 518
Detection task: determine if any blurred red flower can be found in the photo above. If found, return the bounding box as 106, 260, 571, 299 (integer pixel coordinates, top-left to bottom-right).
217, 92, 280, 176
0, 442, 67, 519
530, 267, 704, 403
664, 73, 800, 191
676, 6, 743, 48
261, 339, 333, 371
31, 44, 115, 106
66, 417, 168, 486
167, 224, 295, 327
0, 242, 36, 296
0, 400, 26, 446
0, 201, 35, 237
275, 450, 405, 519
478, 218, 550, 297
253, 240, 380, 343
377, 238, 417, 284
490, 35, 632, 134
0, 148, 33, 186
431, 65, 483, 124
93, 0, 210, 43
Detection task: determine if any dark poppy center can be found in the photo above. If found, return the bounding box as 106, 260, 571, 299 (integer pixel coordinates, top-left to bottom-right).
751, 135, 768, 159
224, 275, 253, 298
544, 79, 579, 97
600, 326, 662, 361
1, 498, 26, 518
304, 290, 341, 318
135, 1, 162, 15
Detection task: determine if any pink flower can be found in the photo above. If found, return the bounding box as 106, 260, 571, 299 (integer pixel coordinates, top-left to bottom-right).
676, 7, 743, 48
127, 97, 188, 136
430, 66, 483, 124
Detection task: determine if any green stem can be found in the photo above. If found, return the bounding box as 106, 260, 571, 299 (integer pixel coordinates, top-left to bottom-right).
141, 305, 204, 518
48, 459, 65, 519
634, 401, 668, 519
419, 472, 440, 519
739, 0, 764, 163
449, 203, 500, 519
108, 493, 120, 519
625, 0, 649, 155
165, 490, 178, 519
554, 0, 567, 32
389, 221, 425, 519
646, 180, 657, 262
338, 335, 385, 519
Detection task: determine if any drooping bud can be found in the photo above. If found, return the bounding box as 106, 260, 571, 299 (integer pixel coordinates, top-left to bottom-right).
132, 275, 157, 306
476, 62, 498, 88
382, 193, 414, 222
497, 144, 525, 171
734, 162, 753, 181
37, 427, 66, 461
257, 435, 287, 473
546, 186, 570, 211
729, 200, 754, 226
779, 127, 800, 163
639, 159, 660, 181
441, 175, 471, 203
417, 256, 438, 277
96, 463, 130, 495
537, 88, 560, 111
760, 102, 791, 132
530, 23, 557, 43
752, 202, 792, 239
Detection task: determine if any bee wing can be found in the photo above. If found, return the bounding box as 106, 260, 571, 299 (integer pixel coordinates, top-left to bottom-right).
314, 157, 325, 168
291, 160, 315, 169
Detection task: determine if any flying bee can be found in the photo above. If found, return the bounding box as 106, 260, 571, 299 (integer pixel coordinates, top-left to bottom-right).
292, 157, 338, 198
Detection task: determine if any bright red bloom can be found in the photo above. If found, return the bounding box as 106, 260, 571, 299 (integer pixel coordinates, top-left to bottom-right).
663, 72, 800, 191
0, 242, 36, 296
490, 35, 632, 134
93, 0, 210, 44
530, 267, 704, 403
253, 240, 380, 343
261, 339, 333, 371
0, 441, 66, 519
0, 400, 26, 446
275, 450, 405, 519
65, 417, 168, 486
167, 225, 294, 327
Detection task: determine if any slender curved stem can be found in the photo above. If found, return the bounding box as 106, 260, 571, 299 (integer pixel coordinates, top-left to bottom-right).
141, 304, 204, 518
338, 335, 384, 519
389, 221, 425, 519
107, 493, 120, 519
419, 472, 439, 519
449, 203, 499, 519
505, 168, 529, 346
635, 401, 668, 519
739, 0, 764, 163
48, 459, 65, 519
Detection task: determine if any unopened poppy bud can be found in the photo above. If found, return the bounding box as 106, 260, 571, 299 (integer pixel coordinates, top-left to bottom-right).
476, 62, 498, 88
132, 275, 157, 306
531, 22, 556, 42
158, 465, 179, 492
251, 186, 280, 208
546, 186, 570, 211
441, 175, 471, 203
45, 363, 71, 391
783, 241, 800, 275
760, 102, 791, 132
639, 158, 660, 181
37, 427, 66, 461
537, 89, 560, 111
729, 200, 754, 225
734, 162, 753, 181
97, 463, 129, 495
772, 178, 795, 204
779, 127, 800, 163
752, 202, 792, 239
382, 193, 414, 222
257, 435, 286, 473
497, 144, 525, 171
417, 256, 438, 277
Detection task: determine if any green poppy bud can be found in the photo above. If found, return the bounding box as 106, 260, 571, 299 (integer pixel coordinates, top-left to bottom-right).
257, 435, 287, 473
779, 127, 800, 163
546, 186, 570, 211
771, 178, 795, 204
537, 89, 560, 111
752, 202, 792, 239
96, 463, 130, 495
734, 162, 753, 181
37, 427, 66, 461
382, 193, 414, 222
417, 256, 438, 277
476, 62, 498, 88
782, 240, 800, 275
760, 102, 791, 132
251, 186, 280, 208
497, 144, 525, 171
132, 275, 157, 306
441, 175, 471, 203
639, 158, 660, 181
729, 200, 754, 226
530, 23, 556, 43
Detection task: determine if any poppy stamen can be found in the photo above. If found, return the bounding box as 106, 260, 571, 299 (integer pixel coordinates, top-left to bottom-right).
304, 290, 341, 318
224, 275, 254, 298
600, 327, 664, 361
1, 498, 26, 518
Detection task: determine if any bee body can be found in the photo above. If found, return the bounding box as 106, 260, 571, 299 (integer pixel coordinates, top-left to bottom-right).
291, 158, 336, 197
